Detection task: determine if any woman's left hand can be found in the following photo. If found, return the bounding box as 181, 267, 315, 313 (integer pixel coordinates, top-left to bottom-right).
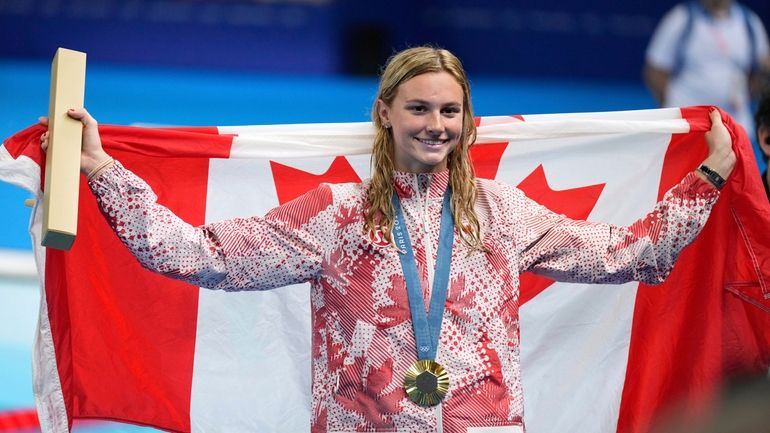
700, 108, 736, 181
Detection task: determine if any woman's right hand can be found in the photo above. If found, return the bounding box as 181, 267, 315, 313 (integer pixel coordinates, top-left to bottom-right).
39, 108, 111, 176
701, 108, 736, 180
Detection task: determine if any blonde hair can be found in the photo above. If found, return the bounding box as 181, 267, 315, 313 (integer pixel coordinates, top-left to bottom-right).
365, 46, 483, 251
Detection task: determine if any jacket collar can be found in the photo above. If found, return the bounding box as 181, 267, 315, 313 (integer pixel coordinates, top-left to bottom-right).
392, 170, 450, 200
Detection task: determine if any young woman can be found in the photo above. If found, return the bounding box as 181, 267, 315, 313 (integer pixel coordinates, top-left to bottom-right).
41, 47, 735, 433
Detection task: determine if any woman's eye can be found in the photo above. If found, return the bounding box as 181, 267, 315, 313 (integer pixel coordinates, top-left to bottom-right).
408, 105, 426, 112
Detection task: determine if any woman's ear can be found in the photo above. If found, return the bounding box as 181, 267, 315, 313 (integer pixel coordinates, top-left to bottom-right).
377, 99, 390, 127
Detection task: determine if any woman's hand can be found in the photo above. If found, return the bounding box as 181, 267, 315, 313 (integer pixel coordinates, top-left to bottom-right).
700, 108, 736, 181
39, 108, 111, 176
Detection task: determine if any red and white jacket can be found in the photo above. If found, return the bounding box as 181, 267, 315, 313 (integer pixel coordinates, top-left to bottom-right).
89, 162, 719, 433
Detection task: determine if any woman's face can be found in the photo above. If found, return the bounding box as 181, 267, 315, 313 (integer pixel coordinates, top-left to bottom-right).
378, 71, 464, 173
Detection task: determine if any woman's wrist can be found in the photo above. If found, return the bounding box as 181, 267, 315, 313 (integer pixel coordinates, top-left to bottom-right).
702, 148, 735, 176
86, 157, 115, 181
696, 150, 736, 189
81, 151, 113, 176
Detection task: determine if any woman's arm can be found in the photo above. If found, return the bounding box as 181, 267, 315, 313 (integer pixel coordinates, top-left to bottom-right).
517, 110, 733, 285
89, 162, 330, 291
517, 173, 718, 285
41, 109, 329, 291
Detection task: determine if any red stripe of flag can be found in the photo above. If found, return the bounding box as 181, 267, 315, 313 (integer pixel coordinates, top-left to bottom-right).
0, 408, 39, 431
617, 107, 770, 433
43, 129, 233, 430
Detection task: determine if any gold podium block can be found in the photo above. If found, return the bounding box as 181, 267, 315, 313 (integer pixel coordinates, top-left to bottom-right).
42, 48, 86, 251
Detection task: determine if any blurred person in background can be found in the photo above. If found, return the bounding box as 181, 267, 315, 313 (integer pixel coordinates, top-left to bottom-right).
649, 376, 770, 433
644, 0, 770, 136
756, 88, 770, 198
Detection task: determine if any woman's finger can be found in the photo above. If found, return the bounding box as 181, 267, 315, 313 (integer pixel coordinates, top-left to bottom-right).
66, 107, 98, 128
709, 108, 722, 125
40, 132, 49, 151
704, 109, 729, 146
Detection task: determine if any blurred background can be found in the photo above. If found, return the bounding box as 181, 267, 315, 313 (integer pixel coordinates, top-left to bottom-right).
1, 0, 768, 431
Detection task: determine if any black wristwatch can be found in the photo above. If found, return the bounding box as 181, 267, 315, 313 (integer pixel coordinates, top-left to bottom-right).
698, 164, 726, 190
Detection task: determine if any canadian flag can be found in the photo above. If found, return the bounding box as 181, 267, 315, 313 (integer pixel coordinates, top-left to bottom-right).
0, 106, 768, 433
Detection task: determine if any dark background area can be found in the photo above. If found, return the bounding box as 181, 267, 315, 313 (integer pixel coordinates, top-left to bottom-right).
2, 0, 768, 80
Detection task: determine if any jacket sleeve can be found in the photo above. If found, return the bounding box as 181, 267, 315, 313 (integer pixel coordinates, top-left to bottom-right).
515, 172, 720, 285
88, 161, 330, 291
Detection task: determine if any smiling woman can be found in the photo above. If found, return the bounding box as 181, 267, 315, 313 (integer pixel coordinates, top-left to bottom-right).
377, 72, 464, 173
6, 42, 740, 433
366, 47, 483, 254
33, 44, 734, 433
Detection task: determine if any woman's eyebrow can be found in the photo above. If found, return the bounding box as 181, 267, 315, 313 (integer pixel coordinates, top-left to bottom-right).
403, 99, 461, 106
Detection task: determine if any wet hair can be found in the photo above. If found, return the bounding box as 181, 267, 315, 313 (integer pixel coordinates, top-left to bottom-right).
365, 46, 483, 251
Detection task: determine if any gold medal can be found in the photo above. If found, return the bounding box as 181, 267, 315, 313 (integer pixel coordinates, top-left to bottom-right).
403, 360, 449, 406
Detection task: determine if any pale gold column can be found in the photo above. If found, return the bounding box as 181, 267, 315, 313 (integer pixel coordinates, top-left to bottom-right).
42, 48, 86, 251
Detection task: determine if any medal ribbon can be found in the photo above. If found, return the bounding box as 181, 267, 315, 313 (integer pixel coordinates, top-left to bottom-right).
391, 188, 454, 361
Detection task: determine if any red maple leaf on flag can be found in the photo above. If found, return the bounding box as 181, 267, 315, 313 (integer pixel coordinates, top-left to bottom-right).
271, 156, 362, 205
470, 142, 510, 180
469, 114, 523, 179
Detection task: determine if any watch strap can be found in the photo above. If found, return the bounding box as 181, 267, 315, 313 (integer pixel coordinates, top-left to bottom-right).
698, 164, 726, 190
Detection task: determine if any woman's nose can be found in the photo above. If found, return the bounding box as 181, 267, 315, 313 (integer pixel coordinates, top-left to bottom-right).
426, 111, 444, 134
